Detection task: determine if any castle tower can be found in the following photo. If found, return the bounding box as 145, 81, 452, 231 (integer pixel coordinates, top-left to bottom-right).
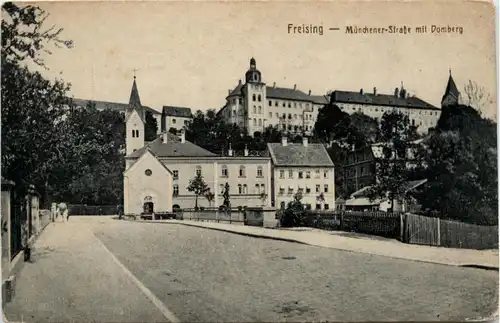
125, 76, 145, 155
242, 57, 267, 136
441, 69, 461, 107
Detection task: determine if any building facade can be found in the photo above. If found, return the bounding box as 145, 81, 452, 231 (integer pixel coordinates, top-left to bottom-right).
267, 137, 335, 211
329, 85, 441, 134
123, 78, 272, 215
161, 106, 193, 132
219, 58, 329, 136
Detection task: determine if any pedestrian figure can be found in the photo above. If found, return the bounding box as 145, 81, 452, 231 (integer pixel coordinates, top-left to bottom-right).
117, 205, 124, 220
58, 202, 68, 223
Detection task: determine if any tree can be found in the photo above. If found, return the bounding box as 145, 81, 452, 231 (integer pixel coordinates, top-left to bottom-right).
368, 110, 417, 211
168, 127, 178, 135
349, 112, 381, 143
144, 110, 158, 141
205, 191, 215, 208
316, 192, 325, 209
2, 2, 73, 68
186, 173, 210, 210
280, 192, 305, 227
463, 80, 493, 116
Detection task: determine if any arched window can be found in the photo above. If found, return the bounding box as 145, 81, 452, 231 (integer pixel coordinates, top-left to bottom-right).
239, 166, 246, 177
280, 201, 286, 209
238, 184, 243, 194
254, 74, 258, 81
136, 130, 140, 137
257, 166, 263, 177
243, 184, 248, 194
195, 166, 202, 176
258, 94, 261, 102
221, 165, 228, 177
252, 94, 256, 101
258, 119, 262, 126
132, 130, 135, 138
258, 106, 261, 114
253, 118, 257, 126
253, 106, 256, 113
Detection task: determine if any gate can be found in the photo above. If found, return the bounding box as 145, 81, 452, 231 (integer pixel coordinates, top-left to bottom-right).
10, 189, 27, 259
405, 213, 440, 246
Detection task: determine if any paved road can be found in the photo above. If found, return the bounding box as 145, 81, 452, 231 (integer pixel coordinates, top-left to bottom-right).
4, 218, 498, 322
93, 220, 498, 322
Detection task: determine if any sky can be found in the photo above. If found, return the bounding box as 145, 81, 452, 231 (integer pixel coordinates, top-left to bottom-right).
23, 1, 497, 119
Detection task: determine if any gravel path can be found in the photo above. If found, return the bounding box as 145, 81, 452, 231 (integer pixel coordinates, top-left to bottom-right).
94, 220, 499, 322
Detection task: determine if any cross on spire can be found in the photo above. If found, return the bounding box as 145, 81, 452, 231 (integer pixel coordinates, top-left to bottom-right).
132, 68, 139, 79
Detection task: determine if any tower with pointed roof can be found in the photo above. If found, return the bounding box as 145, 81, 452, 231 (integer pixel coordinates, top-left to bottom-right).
125, 76, 146, 156
441, 69, 461, 107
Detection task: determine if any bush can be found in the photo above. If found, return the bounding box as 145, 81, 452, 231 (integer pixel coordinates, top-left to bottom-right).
279, 193, 307, 227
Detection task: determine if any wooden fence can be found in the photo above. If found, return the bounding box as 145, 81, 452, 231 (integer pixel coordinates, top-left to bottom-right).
404, 213, 498, 250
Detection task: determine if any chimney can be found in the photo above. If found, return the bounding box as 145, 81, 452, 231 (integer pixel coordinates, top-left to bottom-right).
308, 90, 311, 95
394, 88, 399, 97
294, 84, 297, 91
228, 143, 233, 156
302, 136, 308, 147
238, 79, 242, 85
373, 87, 377, 95
162, 132, 169, 143
273, 82, 276, 88
228, 89, 231, 95
360, 88, 364, 95
244, 145, 249, 156
281, 136, 288, 147
179, 130, 186, 143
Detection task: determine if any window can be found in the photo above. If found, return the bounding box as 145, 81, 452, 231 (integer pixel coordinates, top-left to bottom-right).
173, 170, 179, 180
196, 166, 202, 176
282, 102, 286, 107
260, 184, 265, 192
258, 95, 261, 102
324, 204, 330, 210
279, 170, 285, 179
279, 187, 285, 195
306, 187, 311, 194
288, 187, 293, 194
253, 119, 256, 126
136, 130, 140, 137
269, 100, 272, 106
316, 184, 320, 193
258, 119, 262, 126
324, 184, 329, 193
269, 112, 272, 118
253, 94, 256, 101
132, 130, 135, 138
239, 166, 246, 177
173, 184, 179, 196
221, 165, 228, 177
253, 106, 256, 113
239, 98, 243, 104
324, 170, 328, 178
298, 171, 304, 179
316, 204, 321, 210
145, 169, 152, 176
258, 106, 262, 114
172, 119, 177, 124
288, 103, 291, 108
306, 171, 311, 179
315, 170, 320, 178
275, 101, 278, 107
238, 184, 243, 194
255, 184, 260, 193
280, 201, 286, 209
288, 170, 293, 179
220, 184, 224, 194
257, 166, 263, 177
294, 102, 297, 108
243, 184, 248, 194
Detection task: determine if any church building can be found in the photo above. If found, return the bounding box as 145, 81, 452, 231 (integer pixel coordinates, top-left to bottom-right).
123, 77, 272, 215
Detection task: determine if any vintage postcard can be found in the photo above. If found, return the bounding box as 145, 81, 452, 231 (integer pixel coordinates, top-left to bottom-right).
1, 1, 498, 322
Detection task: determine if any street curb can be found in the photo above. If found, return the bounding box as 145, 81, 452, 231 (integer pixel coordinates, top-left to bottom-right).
123, 219, 499, 271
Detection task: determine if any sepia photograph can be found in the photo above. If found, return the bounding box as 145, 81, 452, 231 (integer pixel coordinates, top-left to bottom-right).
1, 1, 498, 322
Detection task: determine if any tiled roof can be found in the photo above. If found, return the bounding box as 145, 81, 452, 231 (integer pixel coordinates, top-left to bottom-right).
267, 142, 334, 167
126, 133, 216, 158
162, 106, 193, 118
71, 98, 160, 115
330, 91, 439, 110
309, 95, 329, 105
227, 83, 244, 97
266, 86, 312, 102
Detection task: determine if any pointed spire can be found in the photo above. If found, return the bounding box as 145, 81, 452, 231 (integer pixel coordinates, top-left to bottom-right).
129, 77, 142, 109
441, 69, 460, 106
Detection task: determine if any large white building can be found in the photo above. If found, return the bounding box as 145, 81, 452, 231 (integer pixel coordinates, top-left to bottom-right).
219, 58, 329, 136
267, 137, 335, 211
123, 77, 272, 215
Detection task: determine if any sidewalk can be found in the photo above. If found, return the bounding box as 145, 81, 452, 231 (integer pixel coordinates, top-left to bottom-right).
2, 222, 169, 323
158, 219, 499, 270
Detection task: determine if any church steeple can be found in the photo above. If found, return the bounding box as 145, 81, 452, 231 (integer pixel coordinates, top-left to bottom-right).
126, 76, 145, 122
441, 69, 460, 107
125, 75, 145, 156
